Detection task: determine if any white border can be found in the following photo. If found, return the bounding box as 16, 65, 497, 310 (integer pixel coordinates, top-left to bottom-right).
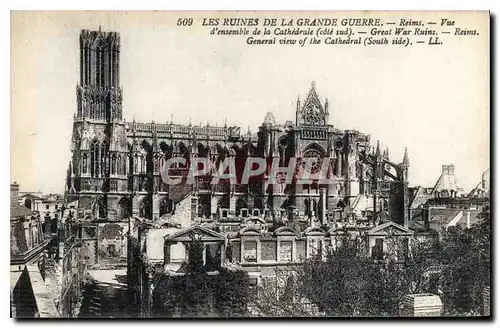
3, 1, 498, 327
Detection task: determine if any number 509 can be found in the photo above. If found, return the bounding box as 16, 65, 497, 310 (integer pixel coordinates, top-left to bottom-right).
177, 18, 193, 26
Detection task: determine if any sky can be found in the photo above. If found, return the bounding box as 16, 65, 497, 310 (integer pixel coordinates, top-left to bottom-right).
11, 11, 490, 194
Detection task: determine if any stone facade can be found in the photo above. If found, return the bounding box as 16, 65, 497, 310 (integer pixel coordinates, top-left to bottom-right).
10, 183, 59, 318
407, 165, 489, 235
67, 29, 411, 268
11, 183, 86, 318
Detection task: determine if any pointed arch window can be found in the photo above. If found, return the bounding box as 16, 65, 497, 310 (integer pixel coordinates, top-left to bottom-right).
158, 155, 165, 174
96, 44, 105, 86
139, 154, 145, 174
139, 198, 151, 218
98, 199, 106, 218
111, 154, 117, 175
101, 140, 109, 177
118, 197, 130, 219
116, 154, 121, 175
122, 154, 127, 175
108, 44, 113, 86
154, 154, 161, 173
96, 46, 100, 85
139, 200, 145, 218
90, 140, 100, 177
100, 46, 105, 86
138, 145, 150, 173
82, 153, 88, 174
92, 197, 106, 218
134, 154, 139, 174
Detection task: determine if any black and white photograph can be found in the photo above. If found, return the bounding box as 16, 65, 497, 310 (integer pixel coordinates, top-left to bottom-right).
9, 10, 490, 319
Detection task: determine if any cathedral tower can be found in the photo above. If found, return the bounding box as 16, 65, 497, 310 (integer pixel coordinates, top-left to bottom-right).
69, 28, 129, 195
67, 29, 129, 266
76, 28, 122, 122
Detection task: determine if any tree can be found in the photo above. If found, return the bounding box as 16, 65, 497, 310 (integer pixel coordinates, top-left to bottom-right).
295, 236, 373, 316
153, 239, 212, 317
290, 235, 438, 317
438, 220, 490, 315
153, 239, 251, 317
253, 267, 323, 317
364, 237, 439, 316
214, 267, 250, 317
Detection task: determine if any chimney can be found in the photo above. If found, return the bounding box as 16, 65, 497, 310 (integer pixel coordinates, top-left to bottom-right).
441, 165, 447, 174
10, 182, 19, 202
449, 164, 455, 175
442, 164, 455, 175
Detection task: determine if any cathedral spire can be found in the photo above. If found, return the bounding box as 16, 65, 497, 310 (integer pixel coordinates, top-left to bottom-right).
263, 111, 277, 127
402, 147, 409, 167
298, 82, 326, 126
383, 147, 389, 160
375, 140, 381, 159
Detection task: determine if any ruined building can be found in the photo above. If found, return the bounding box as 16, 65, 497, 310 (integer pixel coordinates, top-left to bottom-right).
65, 29, 411, 273
10, 182, 59, 318
408, 165, 489, 233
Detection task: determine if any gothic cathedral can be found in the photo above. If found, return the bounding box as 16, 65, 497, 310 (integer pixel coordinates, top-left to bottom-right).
66, 29, 410, 267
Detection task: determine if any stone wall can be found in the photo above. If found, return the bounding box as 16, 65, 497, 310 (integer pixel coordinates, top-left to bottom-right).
400, 294, 442, 317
